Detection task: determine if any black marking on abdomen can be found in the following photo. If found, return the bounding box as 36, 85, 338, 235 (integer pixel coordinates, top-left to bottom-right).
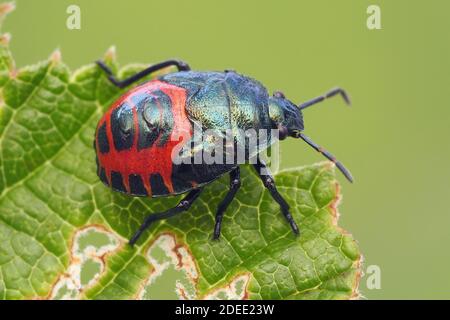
150, 173, 170, 196
99, 167, 109, 186
171, 162, 197, 193
171, 162, 236, 194
129, 174, 148, 196
111, 171, 126, 192
111, 102, 135, 151
97, 122, 110, 154
137, 90, 174, 150
137, 98, 160, 150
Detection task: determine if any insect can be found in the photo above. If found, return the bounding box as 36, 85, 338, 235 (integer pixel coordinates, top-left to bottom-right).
94, 59, 353, 245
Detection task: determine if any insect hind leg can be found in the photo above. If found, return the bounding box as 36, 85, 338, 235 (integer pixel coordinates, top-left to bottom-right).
96, 59, 191, 89
129, 188, 202, 246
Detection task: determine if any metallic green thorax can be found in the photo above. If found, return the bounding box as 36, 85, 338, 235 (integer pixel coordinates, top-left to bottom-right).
160, 70, 304, 159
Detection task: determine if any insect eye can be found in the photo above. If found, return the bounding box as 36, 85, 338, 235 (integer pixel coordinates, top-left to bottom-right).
273, 91, 285, 99
278, 125, 288, 140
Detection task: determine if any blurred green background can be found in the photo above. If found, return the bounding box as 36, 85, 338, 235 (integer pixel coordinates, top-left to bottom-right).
5, 0, 450, 299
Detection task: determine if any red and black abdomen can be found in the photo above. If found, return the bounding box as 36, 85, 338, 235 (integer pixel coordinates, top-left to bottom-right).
94, 80, 193, 197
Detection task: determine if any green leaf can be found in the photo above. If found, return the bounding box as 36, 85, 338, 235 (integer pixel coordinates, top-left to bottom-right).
0, 4, 361, 300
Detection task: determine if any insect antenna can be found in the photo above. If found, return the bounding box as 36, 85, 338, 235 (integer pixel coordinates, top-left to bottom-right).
295, 132, 353, 183
298, 87, 351, 110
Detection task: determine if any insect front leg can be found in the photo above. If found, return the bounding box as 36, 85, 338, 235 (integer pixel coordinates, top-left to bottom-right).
96, 59, 191, 88
253, 159, 300, 235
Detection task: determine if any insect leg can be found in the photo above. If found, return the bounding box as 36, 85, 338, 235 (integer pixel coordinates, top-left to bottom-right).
213, 167, 241, 240
96, 59, 191, 89
253, 159, 300, 235
129, 188, 202, 246
298, 87, 351, 110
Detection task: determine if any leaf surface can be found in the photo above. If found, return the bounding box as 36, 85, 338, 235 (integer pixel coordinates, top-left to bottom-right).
0, 4, 361, 300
